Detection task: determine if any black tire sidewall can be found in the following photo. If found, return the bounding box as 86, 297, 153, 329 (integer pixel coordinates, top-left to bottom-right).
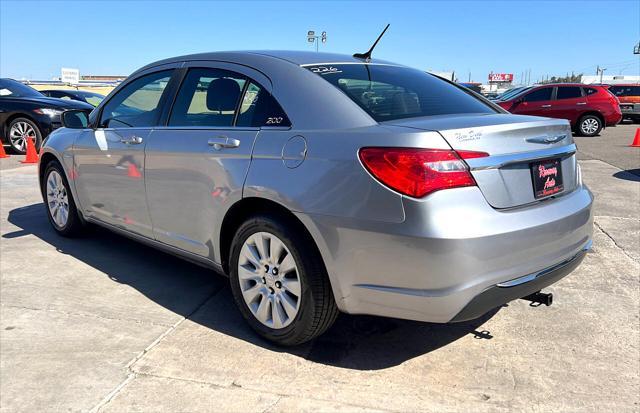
578, 115, 602, 137
229, 215, 319, 345
42, 161, 81, 236
9, 117, 42, 154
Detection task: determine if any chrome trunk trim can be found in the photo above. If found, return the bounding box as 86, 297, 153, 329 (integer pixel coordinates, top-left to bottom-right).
466, 144, 577, 171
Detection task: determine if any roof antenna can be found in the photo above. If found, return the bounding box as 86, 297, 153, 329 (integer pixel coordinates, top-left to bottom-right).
353, 24, 390, 63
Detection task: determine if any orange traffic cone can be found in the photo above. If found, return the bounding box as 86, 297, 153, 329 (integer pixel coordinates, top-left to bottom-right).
20, 138, 39, 164
127, 162, 142, 178
630, 129, 640, 147
0, 143, 9, 158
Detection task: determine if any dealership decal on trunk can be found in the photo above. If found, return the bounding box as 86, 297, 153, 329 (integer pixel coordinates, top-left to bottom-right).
531, 159, 564, 199
454, 130, 482, 143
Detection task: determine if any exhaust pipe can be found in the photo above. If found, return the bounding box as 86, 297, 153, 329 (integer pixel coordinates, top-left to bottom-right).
521, 291, 553, 306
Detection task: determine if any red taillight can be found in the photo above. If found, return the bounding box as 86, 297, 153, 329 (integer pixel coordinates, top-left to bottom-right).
358, 147, 489, 198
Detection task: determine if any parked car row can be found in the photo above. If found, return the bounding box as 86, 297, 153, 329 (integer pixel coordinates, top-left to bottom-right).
0, 79, 95, 154
459, 81, 628, 136
495, 84, 622, 137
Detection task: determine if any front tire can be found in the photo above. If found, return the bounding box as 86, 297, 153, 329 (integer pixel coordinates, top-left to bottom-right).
42, 161, 86, 237
8, 117, 42, 154
229, 214, 338, 346
577, 114, 602, 137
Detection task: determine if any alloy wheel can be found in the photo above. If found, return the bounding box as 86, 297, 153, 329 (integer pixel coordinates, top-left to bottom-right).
581, 118, 599, 135
46, 170, 69, 228
237, 231, 302, 329
9, 121, 36, 152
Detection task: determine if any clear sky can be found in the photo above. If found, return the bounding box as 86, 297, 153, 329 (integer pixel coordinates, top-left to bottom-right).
1, 0, 638, 83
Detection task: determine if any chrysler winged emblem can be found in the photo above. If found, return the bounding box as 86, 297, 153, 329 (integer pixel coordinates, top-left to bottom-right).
526, 134, 567, 144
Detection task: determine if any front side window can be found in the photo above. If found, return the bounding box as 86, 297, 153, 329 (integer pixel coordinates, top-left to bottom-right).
556, 86, 582, 100
305, 64, 496, 122
523, 87, 553, 102
169, 68, 246, 127
100, 70, 173, 128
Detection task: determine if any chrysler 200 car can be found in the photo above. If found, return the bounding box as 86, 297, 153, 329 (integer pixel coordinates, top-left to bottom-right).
38, 51, 593, 345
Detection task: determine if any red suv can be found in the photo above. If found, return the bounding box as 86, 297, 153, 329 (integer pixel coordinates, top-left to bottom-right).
496, 84, 622, 136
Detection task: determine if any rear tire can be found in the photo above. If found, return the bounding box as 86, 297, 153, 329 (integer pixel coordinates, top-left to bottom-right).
576, 114, 602, 137
42, 160, 86, 237
229, 214, 338, 346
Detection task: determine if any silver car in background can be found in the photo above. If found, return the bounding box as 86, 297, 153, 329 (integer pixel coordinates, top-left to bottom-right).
39, 51, 593, 345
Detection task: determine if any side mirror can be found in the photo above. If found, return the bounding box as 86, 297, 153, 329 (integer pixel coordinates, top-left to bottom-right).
61, 110, 89, 129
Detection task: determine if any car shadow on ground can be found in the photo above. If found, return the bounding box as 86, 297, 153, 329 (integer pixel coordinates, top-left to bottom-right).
613, 169, 640, 181
4, 203, 499, 370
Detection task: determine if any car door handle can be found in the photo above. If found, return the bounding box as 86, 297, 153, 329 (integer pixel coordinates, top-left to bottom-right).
576, 102, 587, 105
120, 136, 143, 145
541, 104, 552, 108
208, 137, 240, 150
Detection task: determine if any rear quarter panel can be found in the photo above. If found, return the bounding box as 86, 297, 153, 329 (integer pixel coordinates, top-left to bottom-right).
243, 126, 450, 302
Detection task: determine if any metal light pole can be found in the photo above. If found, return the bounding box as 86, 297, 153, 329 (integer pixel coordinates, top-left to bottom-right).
634, 42, 639, 83
597, 66, 607, 84
307, 30, 327, 52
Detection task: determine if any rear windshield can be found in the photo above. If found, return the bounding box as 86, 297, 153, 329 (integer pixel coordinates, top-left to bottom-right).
500, 86, 530, 100
305, 64, 496, 122
608, 85, 640, 97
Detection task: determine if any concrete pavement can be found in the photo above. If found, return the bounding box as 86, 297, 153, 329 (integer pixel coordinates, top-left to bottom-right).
0, 126, 638, 412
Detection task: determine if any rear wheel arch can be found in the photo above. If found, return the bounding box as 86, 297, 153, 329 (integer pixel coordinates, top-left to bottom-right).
219, 198, 325, 277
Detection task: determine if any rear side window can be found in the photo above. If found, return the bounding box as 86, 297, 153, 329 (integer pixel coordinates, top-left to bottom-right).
608, 86, 640, 97
305, 64, 495, 122
236, 82, 291, 127
584, 87, 599, 95
100, 70, 173, 128
556, 86, 582, 100
169, 68, 246, 127
523, 87, 553, 102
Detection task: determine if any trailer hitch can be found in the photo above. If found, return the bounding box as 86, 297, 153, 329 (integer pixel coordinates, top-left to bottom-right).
521, 291, 553, 307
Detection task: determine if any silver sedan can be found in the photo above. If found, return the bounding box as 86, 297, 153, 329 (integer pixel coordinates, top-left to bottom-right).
38, 51, 593, 345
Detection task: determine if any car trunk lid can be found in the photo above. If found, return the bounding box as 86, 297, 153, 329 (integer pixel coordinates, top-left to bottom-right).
383, 114, 578, 208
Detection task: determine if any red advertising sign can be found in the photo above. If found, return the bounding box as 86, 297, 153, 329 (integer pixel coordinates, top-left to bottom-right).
488, 73, 514, 82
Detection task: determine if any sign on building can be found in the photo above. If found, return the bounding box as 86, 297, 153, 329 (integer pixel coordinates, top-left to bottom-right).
488, 73, 514, 82
61, 68, 80, 85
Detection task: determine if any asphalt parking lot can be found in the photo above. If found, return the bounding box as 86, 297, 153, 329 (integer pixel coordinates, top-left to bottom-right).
1, 124, 638, 412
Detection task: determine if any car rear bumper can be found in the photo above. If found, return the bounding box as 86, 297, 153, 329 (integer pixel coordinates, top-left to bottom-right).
605, 111, 623, 126
297, 184, 593, 323
619, 103, 640, 118
450, 239, 590, 322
